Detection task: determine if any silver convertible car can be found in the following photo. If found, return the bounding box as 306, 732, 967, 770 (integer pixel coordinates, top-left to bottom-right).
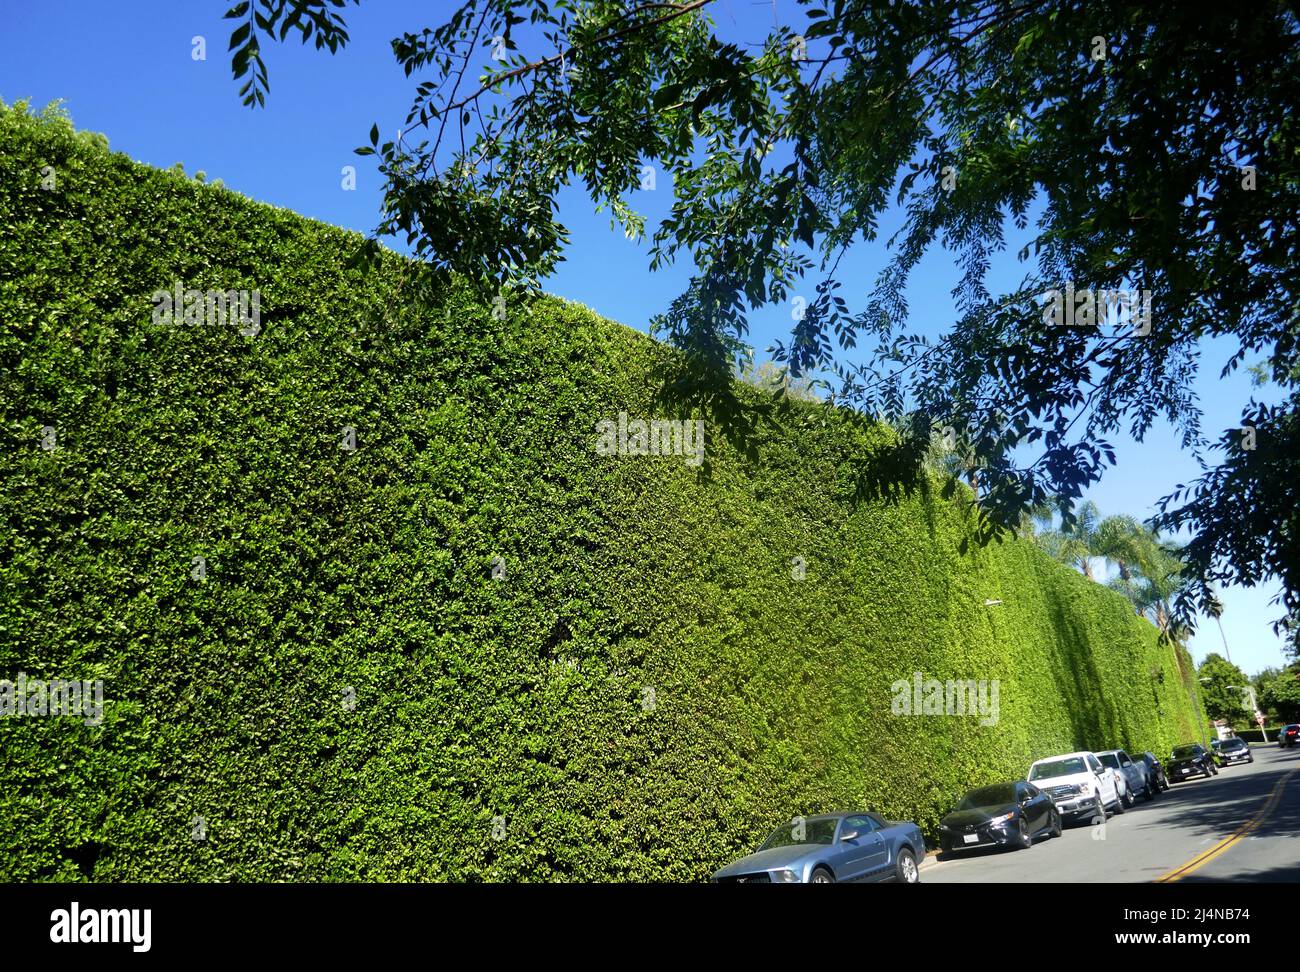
711, 812, 926, 883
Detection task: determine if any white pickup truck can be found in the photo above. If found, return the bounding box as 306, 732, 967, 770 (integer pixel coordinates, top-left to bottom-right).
1027, 751, 1123, 821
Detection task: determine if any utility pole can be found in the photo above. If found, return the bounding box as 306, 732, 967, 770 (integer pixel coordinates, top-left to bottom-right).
1229, 684, 1267, 741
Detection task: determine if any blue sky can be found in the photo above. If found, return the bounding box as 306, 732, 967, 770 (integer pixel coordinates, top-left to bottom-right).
2, 0, 1288, 677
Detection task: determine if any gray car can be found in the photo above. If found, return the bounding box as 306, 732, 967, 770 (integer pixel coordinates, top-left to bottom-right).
1097, 749, 1154, 803
711, 812, 926, 884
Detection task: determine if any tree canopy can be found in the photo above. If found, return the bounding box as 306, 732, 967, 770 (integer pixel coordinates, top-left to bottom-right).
219, 0, 1300, 630
1196, 653, 1251, 725
1259, 666, 1300, 724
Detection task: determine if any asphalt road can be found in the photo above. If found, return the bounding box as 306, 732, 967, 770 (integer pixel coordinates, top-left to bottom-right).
923, 743, 1300, 882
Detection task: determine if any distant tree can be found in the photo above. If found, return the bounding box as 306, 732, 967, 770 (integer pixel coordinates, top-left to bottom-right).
1253, 666, 1282, 687
1260, 667, 1300, 725
1252, 666, 1282, 722
1197, 653, 1253, 725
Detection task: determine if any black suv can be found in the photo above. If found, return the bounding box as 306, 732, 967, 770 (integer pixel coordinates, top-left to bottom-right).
1167, 743, 1217, 781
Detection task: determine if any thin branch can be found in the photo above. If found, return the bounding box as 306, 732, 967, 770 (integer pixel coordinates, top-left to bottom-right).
443, 0, 716, 115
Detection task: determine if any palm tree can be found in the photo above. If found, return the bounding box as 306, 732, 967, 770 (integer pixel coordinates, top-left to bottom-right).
1112, 538, 1188, 639
1033, 500, 1101, 579
1032, 505, 1193, 644
1093, 514, 1155, 582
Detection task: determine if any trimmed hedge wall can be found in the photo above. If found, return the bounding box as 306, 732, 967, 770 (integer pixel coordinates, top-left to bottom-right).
0, 102, 1205, 881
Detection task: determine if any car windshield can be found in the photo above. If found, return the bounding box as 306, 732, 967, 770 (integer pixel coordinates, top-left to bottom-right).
1222, 739, 1246, 750
760, 818, 838, 850
1030, 758, 1086, 779
1098, 753, 1120, 769
1171, 745, 1200, 758
956, 784, 1017, 809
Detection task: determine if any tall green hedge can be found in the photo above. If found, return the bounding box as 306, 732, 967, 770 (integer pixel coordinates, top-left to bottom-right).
0, 102, 1204, 881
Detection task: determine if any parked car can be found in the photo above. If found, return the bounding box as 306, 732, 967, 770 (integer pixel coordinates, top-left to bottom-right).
1138, 751, 1169, 792
1279, 724, 1300, 748
712, 812, 926, 884
1167, 743, 1217, 781
938, 781, 1061, 854
1097, 749, 1154, 803
1027, 751, 1123, 821
1215, 736, 1253, 765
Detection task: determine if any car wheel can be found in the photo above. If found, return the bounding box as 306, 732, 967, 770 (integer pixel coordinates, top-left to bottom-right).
1143, 778, 1155, 801
1050, 810, 1063, 838
895, 849, 920, 883
810, 866, 835, 884
1121, 786, 1134, 808
1014, 818, 1032, 850
1093, 793, 1107, 822
1112, 788, 1126, 813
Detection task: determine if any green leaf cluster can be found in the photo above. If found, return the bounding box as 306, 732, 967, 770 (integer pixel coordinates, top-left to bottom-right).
0, 102, 1202, 880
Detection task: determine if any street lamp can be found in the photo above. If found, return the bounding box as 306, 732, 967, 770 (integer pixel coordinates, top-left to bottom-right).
1227, 684, 1267, 741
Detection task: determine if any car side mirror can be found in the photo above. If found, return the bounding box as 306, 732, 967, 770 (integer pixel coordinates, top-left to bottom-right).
839, 829, 860, 843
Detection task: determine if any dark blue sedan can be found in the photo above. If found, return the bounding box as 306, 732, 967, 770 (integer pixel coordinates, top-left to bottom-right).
712, 812, 926, 883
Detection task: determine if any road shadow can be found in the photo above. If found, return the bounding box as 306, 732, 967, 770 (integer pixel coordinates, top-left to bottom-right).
1132, 751, 1300, 844
935, 844, 1020, 862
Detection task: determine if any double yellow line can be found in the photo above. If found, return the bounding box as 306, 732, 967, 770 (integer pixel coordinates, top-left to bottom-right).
1155, 762, 1300, 882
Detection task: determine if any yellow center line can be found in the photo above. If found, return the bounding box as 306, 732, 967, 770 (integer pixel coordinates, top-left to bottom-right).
1154, 762, 1300, 883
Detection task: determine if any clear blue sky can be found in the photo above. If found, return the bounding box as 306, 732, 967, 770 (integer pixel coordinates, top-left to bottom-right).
2, 0, 1287, 677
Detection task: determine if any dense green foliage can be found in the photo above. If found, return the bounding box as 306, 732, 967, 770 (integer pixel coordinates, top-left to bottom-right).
1197, 653, 1253, 724
0, 103, 1203, 881
1259, 668, 1300, 726
218, 0, 1300, 628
